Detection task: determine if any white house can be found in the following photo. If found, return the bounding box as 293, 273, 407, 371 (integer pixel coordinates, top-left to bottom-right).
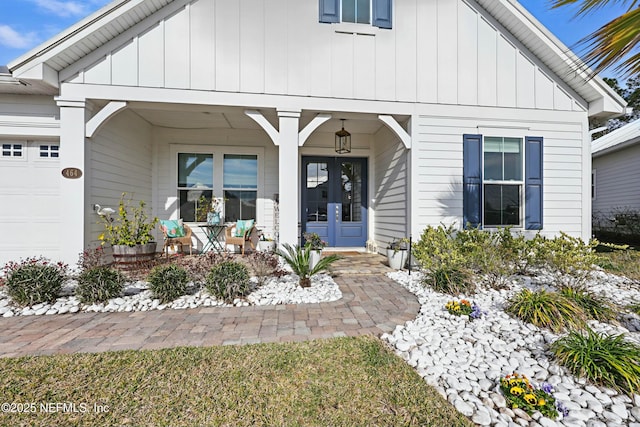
0, 0, 626, 267
592, 118, 640, 218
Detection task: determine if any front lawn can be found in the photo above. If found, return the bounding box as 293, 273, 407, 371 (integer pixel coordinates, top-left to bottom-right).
597, 247, 640, 282
0, 336, 471, 427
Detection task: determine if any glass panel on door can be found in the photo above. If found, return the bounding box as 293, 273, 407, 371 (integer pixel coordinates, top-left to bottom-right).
341, 161, 362, 222
306, 162, 329, 222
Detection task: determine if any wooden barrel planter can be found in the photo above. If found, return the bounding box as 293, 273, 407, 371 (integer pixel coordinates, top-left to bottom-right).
112, 243, 158, 264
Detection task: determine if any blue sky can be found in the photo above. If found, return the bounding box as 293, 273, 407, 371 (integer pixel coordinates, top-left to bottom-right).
0, 0, 632, 80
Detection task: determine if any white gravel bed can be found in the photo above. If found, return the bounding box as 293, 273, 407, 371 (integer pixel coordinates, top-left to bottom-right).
384, 270, 640, 427
0, 273, 341, 317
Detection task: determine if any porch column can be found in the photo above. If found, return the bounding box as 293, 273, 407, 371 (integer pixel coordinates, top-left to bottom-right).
277, 110, 301, 247
57, 98, 88, 267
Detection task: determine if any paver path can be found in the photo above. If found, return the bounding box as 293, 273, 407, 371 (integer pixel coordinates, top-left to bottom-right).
0, 274, 419, 358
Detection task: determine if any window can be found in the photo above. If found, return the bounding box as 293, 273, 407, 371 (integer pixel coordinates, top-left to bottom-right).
223, 154, 257, 222
319, 0, 392, 29
463, 134, 543, 230
342, 0, 371, 24
483, 137, 523, 227
177, 153, 213, 222
2, 143, 23, 157
592, 170, 596, 200
39, 144, 59, 158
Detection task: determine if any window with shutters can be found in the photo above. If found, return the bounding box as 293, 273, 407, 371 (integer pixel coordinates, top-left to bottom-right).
483, 137, 523, 227
463, 134, 543, 230
319, 0, 392, 29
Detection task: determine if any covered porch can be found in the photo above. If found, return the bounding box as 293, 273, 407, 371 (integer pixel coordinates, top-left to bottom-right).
60, 96, 412, 264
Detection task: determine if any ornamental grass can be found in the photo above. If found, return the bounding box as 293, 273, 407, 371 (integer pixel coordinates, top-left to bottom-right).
505, 289, 586, 333
559, 286, 617, 323
551, 329, 640, 395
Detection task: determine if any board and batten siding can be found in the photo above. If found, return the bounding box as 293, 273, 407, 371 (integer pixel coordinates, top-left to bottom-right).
372, 125, 408, 250
153, 127, 278, 247
412, 107, 586, 238
592, 144, 640, 215
88, 109, 154, 245
63, 0, 585, 112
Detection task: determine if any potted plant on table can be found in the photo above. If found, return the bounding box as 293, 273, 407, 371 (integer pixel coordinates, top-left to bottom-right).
303, 232, 327, 269
98, 193, 159, 263
195, 195, 223, 225
387, 237, 409, 270
257, 233, 276, 252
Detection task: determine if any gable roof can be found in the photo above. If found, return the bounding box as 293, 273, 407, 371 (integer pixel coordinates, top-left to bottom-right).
6, 0, 626, 118
592, 119, 640, 157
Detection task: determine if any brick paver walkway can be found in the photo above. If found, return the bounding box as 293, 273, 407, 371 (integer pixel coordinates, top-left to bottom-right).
0, 273, 419, 358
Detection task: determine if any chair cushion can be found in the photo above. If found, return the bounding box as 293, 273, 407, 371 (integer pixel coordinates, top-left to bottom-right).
161, 219, 185, 238
234, 219, 254, 237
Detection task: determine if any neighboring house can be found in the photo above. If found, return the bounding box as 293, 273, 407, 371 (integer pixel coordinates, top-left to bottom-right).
0, 0, 626, 267
591, 118, 640, 225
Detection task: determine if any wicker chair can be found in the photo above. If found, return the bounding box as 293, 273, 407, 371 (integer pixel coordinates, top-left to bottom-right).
224, 222, 258, 255
162, 223, 193, 257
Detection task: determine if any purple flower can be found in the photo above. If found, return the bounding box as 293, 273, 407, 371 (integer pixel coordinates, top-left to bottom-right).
470, 303, 486, 319
541, 382, 554, 394
556, 401, 569, 417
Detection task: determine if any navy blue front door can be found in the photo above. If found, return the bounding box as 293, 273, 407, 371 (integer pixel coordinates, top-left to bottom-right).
302, 157, 368, 247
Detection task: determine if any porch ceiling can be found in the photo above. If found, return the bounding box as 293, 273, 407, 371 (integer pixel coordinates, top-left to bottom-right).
124, 103, 406, 135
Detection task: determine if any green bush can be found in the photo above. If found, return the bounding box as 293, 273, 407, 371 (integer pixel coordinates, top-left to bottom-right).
147, 264, 190, 303
76, 267, 125, 304
505, 289, 586, 333
544, 233, 598, 286
3, 257, 67, 306
206, 261, 251, 303
551, 329, 640, 395
276, 244, 340, 288
559, 286, 617, 322
425, 266, 475, 295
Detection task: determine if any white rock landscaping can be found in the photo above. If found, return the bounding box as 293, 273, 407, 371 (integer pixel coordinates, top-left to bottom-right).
383, 269, 640, 427
0, 273, 341, 317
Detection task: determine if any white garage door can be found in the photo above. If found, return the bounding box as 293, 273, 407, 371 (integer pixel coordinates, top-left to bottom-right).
0, 141, 62, 268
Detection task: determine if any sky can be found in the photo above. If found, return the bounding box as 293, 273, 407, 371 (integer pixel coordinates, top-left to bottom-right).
0, 0, 633, 81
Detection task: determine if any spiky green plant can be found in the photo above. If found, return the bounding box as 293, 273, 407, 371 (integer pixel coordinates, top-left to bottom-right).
275, 244, 340, 288
147, 264, 189, 303
206, 261, 251, 303
551, 329, 640, 395
76, 267, 125, 304
559, 286, 617, 322
505, 289, 586, 333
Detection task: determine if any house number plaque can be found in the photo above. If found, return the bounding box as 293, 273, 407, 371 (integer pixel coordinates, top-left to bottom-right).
61, 167, 83, 179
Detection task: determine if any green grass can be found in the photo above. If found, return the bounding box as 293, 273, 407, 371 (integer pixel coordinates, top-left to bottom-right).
559, 286, 617, 322
597, 249, 640, 282
551, 329, 640, 395
0, 337, 472, 427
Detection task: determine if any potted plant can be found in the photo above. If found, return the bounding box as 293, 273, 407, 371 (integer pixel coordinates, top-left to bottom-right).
257, 233, 276, 252
195, 195, 223, 224
303, 232, 327, 269
387, 237, 409, 270
98, 193, 159, 263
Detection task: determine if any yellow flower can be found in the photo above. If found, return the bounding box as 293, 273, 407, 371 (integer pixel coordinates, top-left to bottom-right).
509, 379, 519, 386
538, 398, 546, 406
524, 394, 537, 405
98, 233, 105, 241
510, 386, 524, 396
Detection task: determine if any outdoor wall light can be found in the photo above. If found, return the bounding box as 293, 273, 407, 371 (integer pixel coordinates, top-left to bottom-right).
335, 119, 351, 154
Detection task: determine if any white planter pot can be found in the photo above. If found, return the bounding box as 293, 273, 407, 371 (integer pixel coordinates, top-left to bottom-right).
258, 241, 275, 252
309, 250, 322, 269
387, 249, 408, 270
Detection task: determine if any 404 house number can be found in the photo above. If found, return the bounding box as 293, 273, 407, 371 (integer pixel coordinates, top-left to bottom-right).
61, 167, 83, 179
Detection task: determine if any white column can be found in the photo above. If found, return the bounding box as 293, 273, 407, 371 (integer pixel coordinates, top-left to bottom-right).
57, 99, 88, 267
277, 110, 301, 247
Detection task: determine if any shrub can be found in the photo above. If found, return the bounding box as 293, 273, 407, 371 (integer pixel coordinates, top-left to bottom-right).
76, 267, 125, 304
147, 264, 190, 303
276, 244, 341, 288
426, 265, 475, 295
551, 329, 640, 395
544, 233, 599, 286
498, 231, 548, 276
246, 252, 287, 287
174, 252, 229, 284
505, 289, 586, 333
3, 257, 67, 306
77, 247, 109, 271
499, 372, 558, 419
206, 261, 251, 303
559, 286, 617, 322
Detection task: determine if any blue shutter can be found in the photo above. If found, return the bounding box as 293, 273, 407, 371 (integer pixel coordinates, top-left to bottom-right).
463, 134, 483, 229
372, 0, 392, 29
525, 136, 543, 230
319, 0, 340, 23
